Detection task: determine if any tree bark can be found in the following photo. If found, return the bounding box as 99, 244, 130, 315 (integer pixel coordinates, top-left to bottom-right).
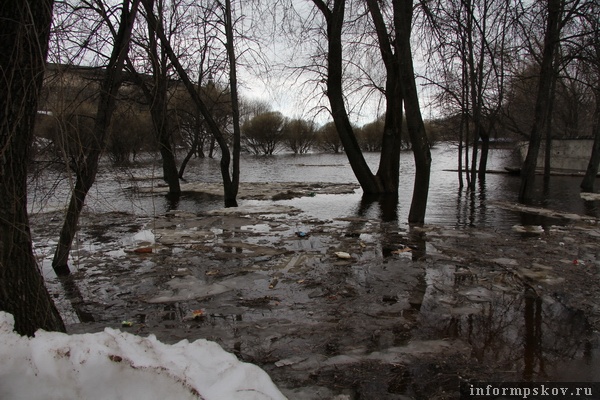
519, 0, 562, 202
223, 0, 241, 207
394, 0, 432, 224
366, 0, 403, 193
0, 0, 66, 335
52, 0, 140, 274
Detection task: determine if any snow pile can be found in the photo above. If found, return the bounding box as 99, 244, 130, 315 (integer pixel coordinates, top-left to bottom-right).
0, 312, 286, 400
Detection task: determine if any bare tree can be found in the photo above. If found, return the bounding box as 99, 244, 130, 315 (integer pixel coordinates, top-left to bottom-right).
0, 0, 66, 335
366, 0, 432, 223
141, 0, 242, 206
422, 0, 515, 188
174, 80, 232, 177
52, 0, 140, 274
519, 0, 564, 201
317, 121, 344, 153
144, 0, 181, 196
311, 0, 386, 194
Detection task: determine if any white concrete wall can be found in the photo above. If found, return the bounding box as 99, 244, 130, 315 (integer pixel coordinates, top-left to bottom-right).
518, 139, 596, 172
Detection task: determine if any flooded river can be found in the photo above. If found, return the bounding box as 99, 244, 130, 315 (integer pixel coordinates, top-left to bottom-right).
29, 144, 600, 229
28, 145, 600, 399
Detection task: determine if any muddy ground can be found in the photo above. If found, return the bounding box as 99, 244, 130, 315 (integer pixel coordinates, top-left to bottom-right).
30, 183, 600, 400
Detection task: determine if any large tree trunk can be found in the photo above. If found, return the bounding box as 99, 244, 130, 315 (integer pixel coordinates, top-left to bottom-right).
519, 0, 562, 202
313, 0, 384, 194
52, 0, 140, 274
394, 0, 432, 224
0, 0, 66, 335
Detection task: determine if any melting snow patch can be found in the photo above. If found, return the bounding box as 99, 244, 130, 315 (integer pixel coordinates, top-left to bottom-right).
132, 229, 155, 244
581, 192, 600, 201
207, 205, 300, 215
0, 312, 286, 400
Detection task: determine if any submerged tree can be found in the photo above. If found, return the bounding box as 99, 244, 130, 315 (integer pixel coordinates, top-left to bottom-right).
310, 0, 430, 222
0, 0, 66, 335
284, 118, 317, 154
316, 122, 344, 153
369, 0, 431, 223
242, 111, 286, 155
141, 0, 242, 207
422, 0, 514, 189
143, 0, 181, 196
519, 0, 563, 201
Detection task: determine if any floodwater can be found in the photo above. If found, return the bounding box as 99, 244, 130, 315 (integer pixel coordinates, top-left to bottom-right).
27, 145, 600, 399
28, 144, 600, 229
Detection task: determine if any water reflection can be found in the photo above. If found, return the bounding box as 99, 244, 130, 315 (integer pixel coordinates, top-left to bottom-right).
164, 192, 180, 211
523, 290, 543, 381
355, 193, 399, 223
417, 264, 597, 382
57, 274, 96, 323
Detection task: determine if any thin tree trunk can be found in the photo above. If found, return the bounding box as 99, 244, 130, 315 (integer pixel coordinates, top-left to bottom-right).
544, 54, 559, 182
146, 0, 180, 196
52, 0, 140, 274
458, 115, 464, 188
0, 0, 66, 335
178, 133, 199, 179
153, 102, 181, 194
478, 122, 490, 182
466, 0, 480, 189
224, 0, 241, 207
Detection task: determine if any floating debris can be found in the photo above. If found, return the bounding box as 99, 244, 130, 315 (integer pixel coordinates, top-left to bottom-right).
512, 225, 544, 234
334, 251, 352, 259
